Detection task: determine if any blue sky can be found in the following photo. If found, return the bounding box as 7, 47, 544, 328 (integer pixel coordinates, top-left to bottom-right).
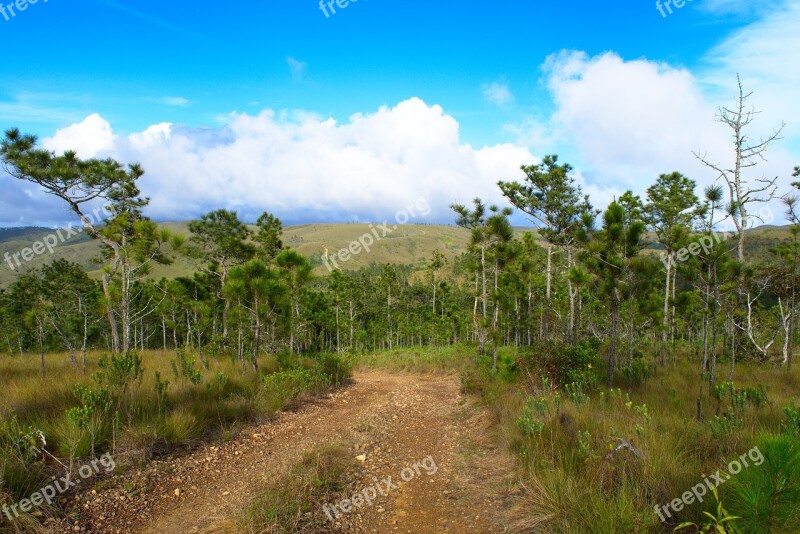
1, 0, 798, 227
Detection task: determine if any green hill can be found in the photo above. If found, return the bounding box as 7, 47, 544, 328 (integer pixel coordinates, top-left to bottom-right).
0, 222, 794, 288
0, 223, 475, 287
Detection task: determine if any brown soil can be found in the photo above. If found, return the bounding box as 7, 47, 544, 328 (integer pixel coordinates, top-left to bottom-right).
50, 371, 512, 533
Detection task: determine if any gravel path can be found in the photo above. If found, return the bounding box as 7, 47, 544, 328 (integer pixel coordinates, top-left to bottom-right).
51, 371, 511, 533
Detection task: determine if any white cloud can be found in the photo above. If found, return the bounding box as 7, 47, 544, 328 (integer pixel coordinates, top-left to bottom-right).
700, 1, 800, 131
543, 51, 717, 170
43, 113, 115, 159
509, 43, 798, 223
16, 98, 534, 225
482, 82, 515, 106
163, 96, 191, 107
287, 57, 307, 80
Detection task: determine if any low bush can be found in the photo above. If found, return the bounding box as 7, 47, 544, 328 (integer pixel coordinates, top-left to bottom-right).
725, 434, 800, 533
0, 348, 354, 530
525, 340, 601, 389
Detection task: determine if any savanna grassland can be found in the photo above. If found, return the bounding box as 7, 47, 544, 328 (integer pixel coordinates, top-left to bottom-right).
1, 96, 800, 533
1, 345, 799, 533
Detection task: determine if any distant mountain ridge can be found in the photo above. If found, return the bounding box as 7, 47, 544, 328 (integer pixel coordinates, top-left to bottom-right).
0, 222, 474, 287
0, 222, 794, 288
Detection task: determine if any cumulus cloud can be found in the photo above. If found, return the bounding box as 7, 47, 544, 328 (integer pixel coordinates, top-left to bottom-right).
4, 98, 535, 226
510, 44, 798, 225
43, 113, 116, 159
544, 51, 718, 170
482, 82, 515, 106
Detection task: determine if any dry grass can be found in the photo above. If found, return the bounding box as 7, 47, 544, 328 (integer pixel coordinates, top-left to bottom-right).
473, 349, 800, 533
0, 349, 351, 533
227, 443, 357, 533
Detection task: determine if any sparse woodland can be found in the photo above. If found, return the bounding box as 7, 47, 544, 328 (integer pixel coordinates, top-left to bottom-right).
1, 83, 799, 533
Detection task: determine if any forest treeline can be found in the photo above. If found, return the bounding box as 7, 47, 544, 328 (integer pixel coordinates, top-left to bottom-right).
1, 82, 799, 397
2, 81, 800, 533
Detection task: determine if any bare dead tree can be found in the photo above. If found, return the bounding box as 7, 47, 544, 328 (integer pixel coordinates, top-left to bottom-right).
693, 75, 785, 264
693, 76, 785, 367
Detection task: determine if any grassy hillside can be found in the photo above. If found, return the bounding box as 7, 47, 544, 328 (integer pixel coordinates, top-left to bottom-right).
1, 222, 794, 287
0, 223, 475, 287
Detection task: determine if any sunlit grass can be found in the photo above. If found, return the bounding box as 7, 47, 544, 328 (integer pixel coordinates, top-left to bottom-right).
472, 347, 800, 533
229, 443, 356, 533
0, 349, 351, 532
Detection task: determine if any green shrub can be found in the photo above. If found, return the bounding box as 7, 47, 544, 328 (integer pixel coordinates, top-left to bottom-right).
0, 416, 49, 501
711, 382, 767, 417
532, 340, 600, 389
782, 404, 800, 436
170, 349, 202, 385
676, 486, 742, 534
96, 351, 144, 396
260, 369, 314, 412
312, 354, 351, 389
709, 412, 744, 439
517, 398, 546, 436
725, 435, 800, 533
66, 383, 112, 456
565, 382, 589, 406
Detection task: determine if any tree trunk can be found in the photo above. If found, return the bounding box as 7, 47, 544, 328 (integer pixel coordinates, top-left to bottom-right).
627, 277, 635, 395
567, 247, 576, 341
492, 256, 499, 369
608, 295, 618, 388
544, 243, 553, 343
671, 268, 677, 345
102, 273, 120, 353
251, 301, 260, 373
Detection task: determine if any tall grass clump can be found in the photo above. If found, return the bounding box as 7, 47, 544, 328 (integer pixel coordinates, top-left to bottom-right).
231, 444, 356, 533
0, 349, 352, 531
462, 343, 800, 533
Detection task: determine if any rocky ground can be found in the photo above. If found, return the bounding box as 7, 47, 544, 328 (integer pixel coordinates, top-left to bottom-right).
48, 372, 513, 533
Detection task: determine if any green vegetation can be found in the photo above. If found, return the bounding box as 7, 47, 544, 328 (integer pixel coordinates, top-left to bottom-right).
461, 344, 800, 533
1, 85, 799, 532
0, 350, 351, 532
230, 444, 357, 533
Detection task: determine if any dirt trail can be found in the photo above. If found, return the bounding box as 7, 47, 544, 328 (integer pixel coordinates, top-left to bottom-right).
53, 372, 511, 533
